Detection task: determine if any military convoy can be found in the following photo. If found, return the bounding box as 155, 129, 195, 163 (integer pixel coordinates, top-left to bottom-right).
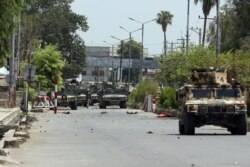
176, 68, 248, 135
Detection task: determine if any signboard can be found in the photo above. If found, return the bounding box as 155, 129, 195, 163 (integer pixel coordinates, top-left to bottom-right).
24, 66, 36, 81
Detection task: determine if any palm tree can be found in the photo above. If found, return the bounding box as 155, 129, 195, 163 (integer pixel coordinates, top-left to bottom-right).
194, 0, 216, 46
156, 10, 173, 56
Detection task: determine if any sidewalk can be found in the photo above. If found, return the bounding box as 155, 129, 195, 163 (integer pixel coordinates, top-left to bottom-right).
0, 108, 22, 125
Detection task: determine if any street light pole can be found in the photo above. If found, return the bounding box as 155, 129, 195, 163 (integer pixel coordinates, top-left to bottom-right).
119, 26, 142, 83
190, 27, 202, 45
111, 36, 129, 83
103, 41, 116, 85
186, 0, 190, 52
128, 17, 156, 82
216, 0, 220, 68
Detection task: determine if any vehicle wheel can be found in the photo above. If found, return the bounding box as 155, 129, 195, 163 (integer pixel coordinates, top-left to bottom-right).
119, 101, 127, 109
90, 100, 94, 106
99, 101, 106, 109
184, 112, 195, 135
70, 101, 77, 110
233, 114, 248, 135
102, 102, 106, 109
179, 121, 185, 135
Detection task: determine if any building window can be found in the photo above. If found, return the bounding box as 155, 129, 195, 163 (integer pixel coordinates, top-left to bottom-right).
92, 71, 97, 76
82, 71, 86, 75
100, 71, 104, 76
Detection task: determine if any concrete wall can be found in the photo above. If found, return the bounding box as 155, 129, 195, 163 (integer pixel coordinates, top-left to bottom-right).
0, 91, 23, 108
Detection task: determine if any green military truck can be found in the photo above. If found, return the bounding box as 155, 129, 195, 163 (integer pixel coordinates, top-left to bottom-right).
57, 80, 78, 110
98, 83, 128, 109
176, 68, 248, 135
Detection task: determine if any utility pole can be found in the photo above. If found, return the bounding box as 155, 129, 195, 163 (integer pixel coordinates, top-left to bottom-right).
216, 0, 221, 68
186, 0, 190, 53
119, 26, 141, 83
111, 36, 130, 83
128, 17, 156, 82
190, 27, 202, 45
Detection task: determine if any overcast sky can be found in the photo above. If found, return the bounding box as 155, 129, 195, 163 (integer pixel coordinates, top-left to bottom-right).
71, 0, 226, 55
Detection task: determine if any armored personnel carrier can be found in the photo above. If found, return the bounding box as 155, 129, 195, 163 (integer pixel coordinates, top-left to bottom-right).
77, 82, 91, 107
57, 80, 78, 110
176, 68, 248, 135
98, 83, 128, 109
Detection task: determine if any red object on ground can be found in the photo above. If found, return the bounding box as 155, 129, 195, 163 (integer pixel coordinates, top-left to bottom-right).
157, 113, 174, 118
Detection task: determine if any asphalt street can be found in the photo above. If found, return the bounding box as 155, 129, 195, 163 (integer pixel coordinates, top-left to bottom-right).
5, 106, 250, 167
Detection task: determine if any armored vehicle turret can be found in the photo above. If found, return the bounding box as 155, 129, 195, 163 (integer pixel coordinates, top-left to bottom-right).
176, 68, 247, 135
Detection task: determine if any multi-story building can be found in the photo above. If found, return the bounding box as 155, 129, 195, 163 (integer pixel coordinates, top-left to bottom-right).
82, 46, 157, 83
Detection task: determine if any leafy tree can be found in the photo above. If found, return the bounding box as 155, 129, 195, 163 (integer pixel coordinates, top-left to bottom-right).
20, 0, 88, 78
156, 10, 173, 56
156, 45, 216, 87
31, 45, 65, 90
207, 0, 250, 52
0, 0, 27, 66
194, 0, 216, 46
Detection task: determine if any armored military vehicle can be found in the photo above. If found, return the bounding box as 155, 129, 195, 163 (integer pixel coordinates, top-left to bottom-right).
57, 79, 78, 110
89, 83, 102, 106
98, 83, 128, 109
176, 68, 248, 135
76, 82, 91, 107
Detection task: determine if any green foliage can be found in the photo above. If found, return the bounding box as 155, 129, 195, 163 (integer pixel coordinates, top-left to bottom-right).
159, 87, 177, 109
0, 0, 28, 66
128, 79, 159, 104
22, 82, 38, 102
220, 50, 250, 87
156, 45, 216, 87
207, 0, 250, 52
31, 45, 64, 90
20, 0, 88, 78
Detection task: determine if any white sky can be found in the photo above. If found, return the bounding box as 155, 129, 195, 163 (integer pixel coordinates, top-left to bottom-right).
71, 0, 226, 55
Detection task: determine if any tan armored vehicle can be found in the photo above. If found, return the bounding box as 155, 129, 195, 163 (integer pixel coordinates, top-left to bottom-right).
176, 68, 248, 135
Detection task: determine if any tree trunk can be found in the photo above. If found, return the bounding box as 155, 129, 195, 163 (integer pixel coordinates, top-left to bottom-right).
164, 30, 167, 55
202, 15, 207, 46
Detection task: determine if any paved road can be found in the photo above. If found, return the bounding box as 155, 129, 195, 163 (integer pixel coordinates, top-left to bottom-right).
6, 106, 250, 167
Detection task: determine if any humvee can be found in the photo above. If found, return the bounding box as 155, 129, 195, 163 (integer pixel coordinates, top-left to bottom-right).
57, 80, 78, 110
176, 68, 248, 135
98, 83, 128, 109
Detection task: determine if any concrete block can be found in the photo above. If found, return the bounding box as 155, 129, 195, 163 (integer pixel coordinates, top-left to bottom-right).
3, 137, 25, 148
14, 132, 29, 138
0, 155, 21, 165
0, 149, 9, 156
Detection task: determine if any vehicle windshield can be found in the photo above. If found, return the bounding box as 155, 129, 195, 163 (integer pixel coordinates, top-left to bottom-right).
104, 88, 127, 95
216, 88, 241, 98
191, 89, 212, 98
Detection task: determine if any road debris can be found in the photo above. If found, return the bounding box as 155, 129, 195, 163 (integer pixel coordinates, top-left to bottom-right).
126, 111, 138, 114
147, 131, 154, 134
62, 111, 71, 114
157, 113, 174, 118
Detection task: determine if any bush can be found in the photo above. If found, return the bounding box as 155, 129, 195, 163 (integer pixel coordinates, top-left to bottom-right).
159, 87, 177, 109
128, 79, 159, 108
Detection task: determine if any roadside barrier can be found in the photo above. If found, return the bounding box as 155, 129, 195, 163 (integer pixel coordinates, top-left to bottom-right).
143, 95, 155, 112
32, 96, 54, 109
